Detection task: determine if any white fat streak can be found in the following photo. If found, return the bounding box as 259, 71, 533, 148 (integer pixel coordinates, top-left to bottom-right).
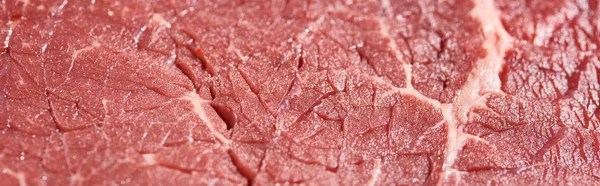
381, 0, 393, 17
366, 159, 382, 186
166, 53, 176, 65
375, 18, 415, 90
41, 43, 48, 54
296, 16, 325, 41
371, 73, 441, 108
68, 40, 100, 75
438, 0, 514, 183
180, 91, 231, 144
361, 0, 511, 184
69, 172, 84, 186
55, 0, 68, 16
3, 19, 13, 50
151, 14, 171, 28
363, 72, 468, 178
52, 40, 101, 89
327, 1, 350, 13
227, 42, 248, 63
101, 99, 109, 113
142, 153, 157, 165
454, 0, 513, 123
2, 168, 26, 186
130, 13, 171, 49
41, 0, 68, 55
133, 25, 148, 47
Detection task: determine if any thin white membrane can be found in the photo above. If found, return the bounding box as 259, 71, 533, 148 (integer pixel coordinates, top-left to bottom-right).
180, 91, 231, 145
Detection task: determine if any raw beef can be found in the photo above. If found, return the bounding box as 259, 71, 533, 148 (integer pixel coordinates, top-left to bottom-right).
1, 0, 599, 185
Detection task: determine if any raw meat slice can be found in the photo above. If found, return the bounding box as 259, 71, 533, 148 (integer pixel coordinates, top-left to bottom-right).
1, 0, 599, 185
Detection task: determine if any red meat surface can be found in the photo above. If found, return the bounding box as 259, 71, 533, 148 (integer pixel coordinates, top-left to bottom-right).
1, 0, 599, 185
